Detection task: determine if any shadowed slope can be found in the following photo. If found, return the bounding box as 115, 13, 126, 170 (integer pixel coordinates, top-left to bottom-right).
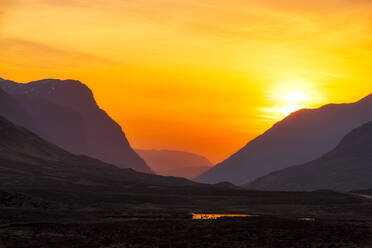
247, 121, 372, 192
0, 78, 152, 173
0, 115, 200, 190
197, 94, 372, 185
0, 87, 40, 135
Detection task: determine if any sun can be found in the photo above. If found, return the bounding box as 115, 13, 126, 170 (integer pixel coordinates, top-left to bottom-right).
262, 80, 324, 120
279, 90, 309, 116
283, 90, 309, 104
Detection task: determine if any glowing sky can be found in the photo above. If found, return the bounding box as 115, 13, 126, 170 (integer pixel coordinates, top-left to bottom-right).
1, 0, 372, 163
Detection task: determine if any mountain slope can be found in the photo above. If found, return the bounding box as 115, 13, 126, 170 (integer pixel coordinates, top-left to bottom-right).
0, 87, 40, 134
0, 114, 200, 190
0, 78, 152, 173
136, 149, 213, 179
197, 94, 372, 185
246, 121, 372, 191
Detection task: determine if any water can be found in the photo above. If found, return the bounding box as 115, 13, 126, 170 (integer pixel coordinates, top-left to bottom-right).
297, 217, 315, 222
192, 213, 255, 220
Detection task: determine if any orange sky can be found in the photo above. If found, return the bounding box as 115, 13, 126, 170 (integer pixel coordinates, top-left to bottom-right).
1, 0, 372, 163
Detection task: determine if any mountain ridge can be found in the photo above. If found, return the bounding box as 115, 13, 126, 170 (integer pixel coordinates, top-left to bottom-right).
197, 94, 372, 185
0, 77, 152, 173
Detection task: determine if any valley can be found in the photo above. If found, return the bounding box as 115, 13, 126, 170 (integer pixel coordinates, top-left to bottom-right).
1, 78, 372, 247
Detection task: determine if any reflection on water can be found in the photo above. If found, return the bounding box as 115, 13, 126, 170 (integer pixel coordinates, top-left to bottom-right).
298, 218, 315, 222
192, 213, 254, 220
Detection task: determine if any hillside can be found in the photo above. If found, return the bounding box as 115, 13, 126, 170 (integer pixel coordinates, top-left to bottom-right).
246, 121, 372, 191
0, 114, 202, 191
197, 94, 372, 185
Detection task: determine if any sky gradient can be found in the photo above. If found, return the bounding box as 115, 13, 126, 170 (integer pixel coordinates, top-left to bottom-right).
1, 0, 372, 163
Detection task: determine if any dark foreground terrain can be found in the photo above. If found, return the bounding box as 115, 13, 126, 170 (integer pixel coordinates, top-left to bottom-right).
1, 188, 372, 248
1, 217, 370, 248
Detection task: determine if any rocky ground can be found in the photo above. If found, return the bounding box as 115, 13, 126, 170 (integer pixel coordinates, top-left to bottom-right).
1, 188, 372, 247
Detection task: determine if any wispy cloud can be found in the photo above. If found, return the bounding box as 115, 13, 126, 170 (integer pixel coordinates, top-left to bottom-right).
0, 0, 14, 22
0, 38, 117, 68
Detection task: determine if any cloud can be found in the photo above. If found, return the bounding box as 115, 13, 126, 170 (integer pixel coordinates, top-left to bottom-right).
33, 0, 105, 9
0, 0, 14, 21
0, 38, 117, 68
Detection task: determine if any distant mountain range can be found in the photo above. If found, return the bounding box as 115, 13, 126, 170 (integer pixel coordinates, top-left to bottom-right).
135, 149, 213, 179
197, 94, 372, 185
0, 78, 152, 173
246, 120, 372, 191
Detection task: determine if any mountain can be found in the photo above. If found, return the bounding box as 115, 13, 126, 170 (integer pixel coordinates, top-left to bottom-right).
0, 114, 202, 190
246, 120, 372, 191
135, 149, 213, 179
197, 94, 372, 185
0, 87, 40, 134
0, 78, 152, 173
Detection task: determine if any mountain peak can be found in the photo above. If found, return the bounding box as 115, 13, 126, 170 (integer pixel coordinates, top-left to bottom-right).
27, 79, 88, 90
0, 78, 98, 112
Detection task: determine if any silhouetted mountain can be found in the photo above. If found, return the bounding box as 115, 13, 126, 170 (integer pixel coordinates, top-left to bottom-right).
197, 94, 372, 185
246, 121, 372, 191
0, 114, 202, 190
136, 149, 213, 179
0, 87, 40, 134
0, 78, 152, 173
